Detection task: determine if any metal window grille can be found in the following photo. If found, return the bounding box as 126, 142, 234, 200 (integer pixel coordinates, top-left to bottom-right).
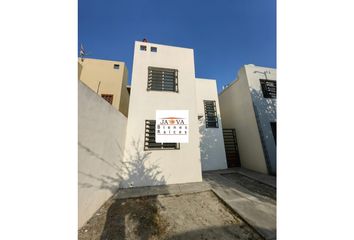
147, 67, 178, 92
144, 120, 180, 150
101, 94, 113, 105
204, 100, 219, 128
260, 79, 276, 99
222, 128, 241, 167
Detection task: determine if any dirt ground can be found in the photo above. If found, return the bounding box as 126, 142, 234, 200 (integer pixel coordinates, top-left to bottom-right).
79, 191, 263, 240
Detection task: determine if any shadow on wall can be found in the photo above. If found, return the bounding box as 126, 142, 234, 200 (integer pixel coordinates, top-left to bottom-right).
198, 117, 224, 171
78, 139, 124, 194
79, 139, 165, 192
250, 89, 276, 175
250, 89, 276, 119
79, 139, 167, 240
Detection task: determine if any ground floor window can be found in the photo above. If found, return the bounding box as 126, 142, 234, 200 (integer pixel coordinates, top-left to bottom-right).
144, 120, 180, 150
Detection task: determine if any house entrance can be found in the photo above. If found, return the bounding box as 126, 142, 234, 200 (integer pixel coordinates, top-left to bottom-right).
222, 128, 241, 168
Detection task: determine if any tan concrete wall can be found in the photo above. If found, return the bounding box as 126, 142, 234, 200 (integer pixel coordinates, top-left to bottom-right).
219, 67, 268, 174
78, 58, 129, 117
196, 78, 227, 171
118, 65, 130, 116
78, 81, 127, 228
78, 61, 83, 79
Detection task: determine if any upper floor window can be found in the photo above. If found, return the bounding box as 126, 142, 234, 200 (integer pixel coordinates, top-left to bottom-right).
140, 45, 147, 51
113, 64, 120, 69
204, 100, 219, 128
147, 67, 178, 92
260, 79, 276, 99
144, 120, 180, 150
151, 47, 157, 52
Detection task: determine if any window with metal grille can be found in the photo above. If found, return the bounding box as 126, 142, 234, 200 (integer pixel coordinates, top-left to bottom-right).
147, 67, 178, 92
101, 94, 113, 105
260, 79, 276, 99
204, 100, 219, 128
144, 120, 180, 150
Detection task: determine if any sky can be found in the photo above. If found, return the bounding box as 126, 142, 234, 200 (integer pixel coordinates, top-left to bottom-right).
79, 0, 276, 93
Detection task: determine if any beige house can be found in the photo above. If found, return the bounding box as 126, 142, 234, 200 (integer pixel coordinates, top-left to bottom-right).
219, 64, 276, 175
78, 58, 130, 116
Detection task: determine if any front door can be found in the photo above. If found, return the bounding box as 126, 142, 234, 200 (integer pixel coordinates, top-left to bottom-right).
222, 128, 241, 168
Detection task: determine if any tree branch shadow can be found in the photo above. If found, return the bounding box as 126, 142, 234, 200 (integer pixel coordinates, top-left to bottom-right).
250, 88, 276, 175
79, 138, 167, 240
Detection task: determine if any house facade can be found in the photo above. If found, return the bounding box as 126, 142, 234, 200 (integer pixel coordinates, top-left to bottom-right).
78, 58, 130, 116
78, 44, 276, 228
219, 64, 276, 175
121, 41, 227, 187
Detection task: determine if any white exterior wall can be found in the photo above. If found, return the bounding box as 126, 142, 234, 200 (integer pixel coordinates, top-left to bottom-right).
78, 81, 127, 228
245, 65, 276, 174
219, 65, 276, 175
196, 79, 227, 171
123, 41, 202, 187
219, 68, 268, 174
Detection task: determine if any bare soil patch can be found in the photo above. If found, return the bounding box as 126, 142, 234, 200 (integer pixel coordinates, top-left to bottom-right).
79, 191, 263, 240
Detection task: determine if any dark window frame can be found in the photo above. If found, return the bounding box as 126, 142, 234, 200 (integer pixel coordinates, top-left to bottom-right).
113, 64, 120, 69
204, 100, 219, 128
151, 46, 157, 52
147, 66, 178, 92
260, 79, 276, 99
144, 120, 180, 151
140, 45, 147, 51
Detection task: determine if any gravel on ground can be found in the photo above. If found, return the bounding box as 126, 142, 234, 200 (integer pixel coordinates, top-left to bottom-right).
79, 191, 263, 240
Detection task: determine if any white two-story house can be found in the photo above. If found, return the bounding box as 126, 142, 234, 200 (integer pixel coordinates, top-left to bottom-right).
122, 41, 227, 187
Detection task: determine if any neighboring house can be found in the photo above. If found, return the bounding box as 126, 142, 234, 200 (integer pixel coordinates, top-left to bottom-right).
219, 64, 276, 175
122, 41, 227, 187
78, 58, 130, 117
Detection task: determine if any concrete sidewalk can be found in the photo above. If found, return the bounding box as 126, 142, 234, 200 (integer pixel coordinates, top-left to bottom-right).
205, 167, 276, 188
203, 169, 276, 240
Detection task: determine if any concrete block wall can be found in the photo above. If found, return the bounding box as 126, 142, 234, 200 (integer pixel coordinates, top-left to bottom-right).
78, 81, 127, 228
